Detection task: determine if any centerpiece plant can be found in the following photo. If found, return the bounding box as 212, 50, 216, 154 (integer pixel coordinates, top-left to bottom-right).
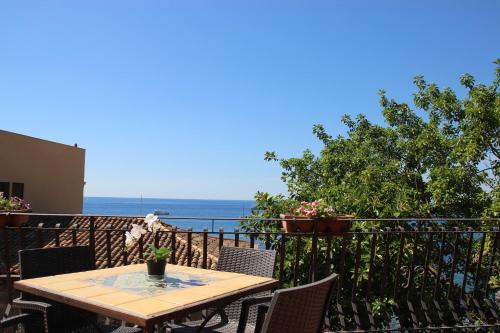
0, 192, 32, 227
280, 199, 352, 234
125, 214, 171, 277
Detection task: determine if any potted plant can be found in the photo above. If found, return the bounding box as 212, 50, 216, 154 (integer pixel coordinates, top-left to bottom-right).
0, 193, 32, 228
125, 214, 171, 277
280, 200, 353, 234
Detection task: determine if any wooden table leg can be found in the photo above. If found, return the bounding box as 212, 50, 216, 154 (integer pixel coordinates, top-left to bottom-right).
144, 322, 155, 333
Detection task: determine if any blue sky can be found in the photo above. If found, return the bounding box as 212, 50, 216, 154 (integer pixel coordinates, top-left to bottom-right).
1, 1, 499, 200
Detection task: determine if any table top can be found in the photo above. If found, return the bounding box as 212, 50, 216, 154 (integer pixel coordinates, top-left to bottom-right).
14, 263, 279, 329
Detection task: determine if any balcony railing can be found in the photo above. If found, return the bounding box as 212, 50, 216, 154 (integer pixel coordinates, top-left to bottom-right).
0, 213, 499, 332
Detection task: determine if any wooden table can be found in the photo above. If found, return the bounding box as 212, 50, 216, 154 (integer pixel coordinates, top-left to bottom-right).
14, 263, 279, 332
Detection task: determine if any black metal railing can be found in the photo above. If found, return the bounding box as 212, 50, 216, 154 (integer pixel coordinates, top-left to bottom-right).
0, 213, 499, 332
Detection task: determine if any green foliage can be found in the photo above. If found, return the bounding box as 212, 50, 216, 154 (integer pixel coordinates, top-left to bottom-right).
250, 60, 499, 219
145, 244, 171, 262
241, 61, 500, 328
0, 193, 31, 211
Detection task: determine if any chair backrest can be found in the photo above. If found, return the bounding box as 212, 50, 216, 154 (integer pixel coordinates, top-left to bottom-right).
18, 246, 96, 332
260, 273, 338, 333
217, 246, 276, 277
19, 246, 95, 280
217, 247, 276, 322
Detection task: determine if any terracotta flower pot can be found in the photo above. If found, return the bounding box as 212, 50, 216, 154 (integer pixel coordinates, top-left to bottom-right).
9, 209, 32, 228
312, 218, 330, 233
0, 212, 8, 228
327, 214, 353, 235
280, 214, 313, 233
147, 259, 166, 277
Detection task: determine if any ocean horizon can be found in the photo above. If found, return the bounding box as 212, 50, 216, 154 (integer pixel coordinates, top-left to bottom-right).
83, 196, 255, 231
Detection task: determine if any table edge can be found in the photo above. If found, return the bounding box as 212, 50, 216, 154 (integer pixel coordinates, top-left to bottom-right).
14, 277, 280, 327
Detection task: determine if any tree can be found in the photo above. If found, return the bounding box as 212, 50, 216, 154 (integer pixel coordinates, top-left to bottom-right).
240, 62, 500, 327
259, 60, 499, 219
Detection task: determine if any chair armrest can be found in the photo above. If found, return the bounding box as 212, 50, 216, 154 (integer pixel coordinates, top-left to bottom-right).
254, 304, 270, 333
13, 298, 52, 313
194, 295, 273, 332
241, 295, 273, 307
236, 295, 273, 333
0, 313, 32, 329
194, 306, 228, 333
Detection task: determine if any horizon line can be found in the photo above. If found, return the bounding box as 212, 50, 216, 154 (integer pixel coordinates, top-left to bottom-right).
84, 195, 256, 202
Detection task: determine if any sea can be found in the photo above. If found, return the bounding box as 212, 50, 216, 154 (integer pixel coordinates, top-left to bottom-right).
83, 197, 255, 231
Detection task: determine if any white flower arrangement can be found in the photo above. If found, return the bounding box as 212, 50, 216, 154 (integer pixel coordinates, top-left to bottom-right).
125, 214, 170, 262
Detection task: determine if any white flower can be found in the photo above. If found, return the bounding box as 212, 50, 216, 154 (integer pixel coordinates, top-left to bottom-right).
130, 223, 147, 239
145, 213, 161, 233
125, 231, 136, 249
145, 213, 159, 224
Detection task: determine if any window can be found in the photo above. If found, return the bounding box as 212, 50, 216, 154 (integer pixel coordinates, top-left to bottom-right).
0, 182, 9, 197
12, 183, 24, 199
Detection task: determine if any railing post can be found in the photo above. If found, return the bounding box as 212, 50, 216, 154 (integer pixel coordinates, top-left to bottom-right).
310, 221, 318, 282
138, 235, 144, 261
325, 233, 332, 276
154, 231, 159, 248
37, 223, 44, 248
485, 227, 499, 298
473, 231, 487, 296
89, 216, 96, 265
250, 228, 255, 249
106, 224, 112, 268
19, 225, 26, 249
366, 228, 378, 299
234, 227, 239, 247
433, 227, 447, 299
279, 231, 286, 286
447, 227, 460, 298
381, 227, 391, 301
2, 223, 13, 302
171, 227, 177, 264
202, 227, 208, 269
393, 227, 405, 299
54, 223, 61, 247
460, 227, 474, 299
72, 223, 78, 246
122, 229, 128, 265
218, 227, 224, 251
265, 229, 271, 250
293, 234, 302, 286
187, 227, 192, 267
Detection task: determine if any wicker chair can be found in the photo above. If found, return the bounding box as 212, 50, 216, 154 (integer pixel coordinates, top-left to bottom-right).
170, 246, 276, 333
0, 246, 141, 333
172, 273, 338, 333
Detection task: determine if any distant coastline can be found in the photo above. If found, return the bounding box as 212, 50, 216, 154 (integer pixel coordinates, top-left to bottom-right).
83, 196, 255, 231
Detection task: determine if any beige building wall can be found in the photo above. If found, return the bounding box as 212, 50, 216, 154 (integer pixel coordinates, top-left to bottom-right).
0, 130, 85, 213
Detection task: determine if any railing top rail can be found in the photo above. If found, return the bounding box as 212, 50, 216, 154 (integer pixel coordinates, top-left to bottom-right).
0, 212, 499, 221
2, 226, 498, 234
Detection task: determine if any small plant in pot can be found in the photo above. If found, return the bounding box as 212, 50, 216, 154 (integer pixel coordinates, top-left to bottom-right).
0, 193, 32, 228
125, 214, 171, 277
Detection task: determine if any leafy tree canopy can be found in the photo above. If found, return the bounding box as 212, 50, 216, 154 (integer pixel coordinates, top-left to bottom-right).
259, 60, 499, 218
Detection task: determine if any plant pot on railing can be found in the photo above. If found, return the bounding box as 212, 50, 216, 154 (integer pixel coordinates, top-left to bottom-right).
325, 214, 353, 235
0, 209, 32, 228
9, 209, 32, 227
0, 211, 8, 228
147, 259, 166, 277
280, 213, 353, 234
280, 214, 314, 233
0, 194, 32, 228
